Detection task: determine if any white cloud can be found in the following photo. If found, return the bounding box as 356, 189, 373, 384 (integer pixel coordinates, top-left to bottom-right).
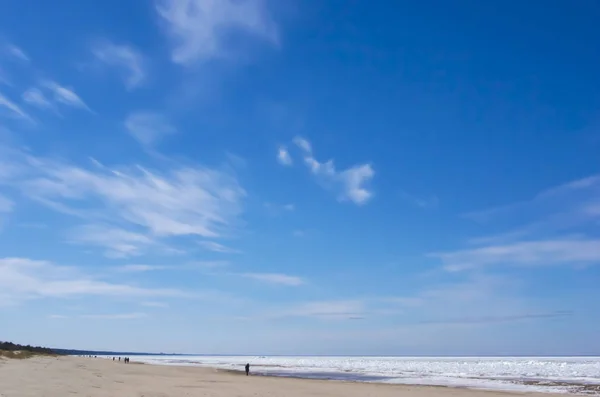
465, 174, 600, 227
277, 146, 292, 165
69, 224, 156, 258
117, 261, 227, 272
0, 68, 11, 86
81, 313, 148, 320
22, 88, 54, 111
92, 41, 146, 89
240, 273, 304, 286
417, 311, 572, 326
8, 151, 245, 239
264, 202, 295, 216
292, 136, 311, 153
279, 300, 365, 319
455, 174, 600, 266
0, 92, 32, 121
118, 264, 169, 272
48, 314, 68, 319
293, 136, 374, 205
432, 238, 600, 272
0, 193, 13, 230
124, 111, 176, 146
399, 191, 439, 209
339, 164, 375, 205
0, 257, 191, 305
42, 81, 90, 111
156, 0, 278, 65
199, 240, 240, 253
141, 301, 169, 308
0, 193, 13, 212
18, 222, 48, 229
379, 297, 425, 307
5, 44, 29, 62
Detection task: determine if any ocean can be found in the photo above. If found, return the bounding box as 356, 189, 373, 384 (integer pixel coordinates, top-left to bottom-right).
123, 355, 600, 394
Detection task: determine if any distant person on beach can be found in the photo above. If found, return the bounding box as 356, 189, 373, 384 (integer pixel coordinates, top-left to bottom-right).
245, 363, 250, 376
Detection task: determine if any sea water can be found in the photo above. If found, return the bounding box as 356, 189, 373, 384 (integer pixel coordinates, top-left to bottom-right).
126, 355, 600, 394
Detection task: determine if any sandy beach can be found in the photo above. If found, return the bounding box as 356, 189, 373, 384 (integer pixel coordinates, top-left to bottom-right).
0, 355, 559, 397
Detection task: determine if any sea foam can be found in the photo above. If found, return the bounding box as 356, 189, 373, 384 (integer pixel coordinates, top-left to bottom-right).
128, 355, 600, 395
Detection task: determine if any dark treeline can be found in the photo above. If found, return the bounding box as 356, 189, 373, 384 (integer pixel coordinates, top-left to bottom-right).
0, 341, 57, 355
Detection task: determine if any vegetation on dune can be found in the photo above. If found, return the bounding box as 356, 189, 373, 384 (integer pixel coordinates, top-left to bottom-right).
0, 341, 58, 359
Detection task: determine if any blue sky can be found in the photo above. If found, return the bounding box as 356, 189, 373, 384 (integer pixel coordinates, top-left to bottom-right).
0, 0, 599, 356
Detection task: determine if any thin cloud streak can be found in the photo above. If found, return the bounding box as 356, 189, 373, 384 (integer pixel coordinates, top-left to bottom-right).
239, 272, 305, 286
199, 241, 240, 254
80, 313, 148, 320
22, 88, 54, 111
0, 257, 194, 305
0, 93, 32, 121
418, 311, 573, 325
1, 147, 246, 241
124, 111, 177, 147
68, 224, 156, 258
92, 41, 146, 89
5, 44, 29, 62
116, 261, 228, 272
42, 81, 91, 111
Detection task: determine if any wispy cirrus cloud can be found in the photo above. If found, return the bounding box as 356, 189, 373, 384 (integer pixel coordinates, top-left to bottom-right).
141, 301, 169, 308
155, 0, 278, 65
42, 81, 91, 112
0, 92, 32, 121
292, 136, 374, 205
0, 257, 191, 306
80, 312, 148, 320
0, 145, 245, 258
277, 300, 366, 319
68, 224, 157, 258
118, 264, 169, 272
399, 191, 439, 209
464, 174, 600, 242
199, 240, 240, 254
264, 202, 294, 216
432, 238, 600, 272
48, 314, 68, 319
124, 111, 177, 147
4, 44, 29, 62
92, 41, 146, 89
418, 310, 573, 326
0, 193, 13, 230
11, 152, 245, 238
239, 272, 305, 286
0, 193, 13, 213
116, 261, 227, 272
438, 174, 600, 272
22, 88, 55, 111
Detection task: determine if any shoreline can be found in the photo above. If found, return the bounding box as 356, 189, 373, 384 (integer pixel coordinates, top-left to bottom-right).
132, 358, 599, 395
129, 358, 587, 395
0, 355, 572, 397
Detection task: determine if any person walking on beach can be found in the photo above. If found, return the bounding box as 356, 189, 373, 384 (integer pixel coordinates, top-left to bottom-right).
245, 363, 250, 376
